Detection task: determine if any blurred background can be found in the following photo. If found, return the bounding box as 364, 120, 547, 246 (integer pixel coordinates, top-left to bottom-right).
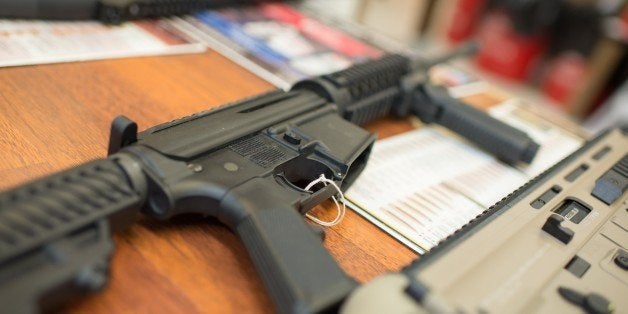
1, 0, 626, 132
300, 0, 627, 133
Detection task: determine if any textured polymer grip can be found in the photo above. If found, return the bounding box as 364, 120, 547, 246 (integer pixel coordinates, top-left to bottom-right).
416, 84, 539, 165
0, 157, 144, 262
323, 54, 409, 102
0, 156, 146, 312
294, 54, 410, 126
235, 205, 356, 314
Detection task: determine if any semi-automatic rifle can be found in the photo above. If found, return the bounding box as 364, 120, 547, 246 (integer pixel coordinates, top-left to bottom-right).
0, 0, 249, 23
0, 48, 539, 313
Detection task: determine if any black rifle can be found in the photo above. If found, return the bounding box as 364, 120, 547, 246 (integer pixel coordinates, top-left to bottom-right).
0, 0, 265, 23
0, 50, 539, 313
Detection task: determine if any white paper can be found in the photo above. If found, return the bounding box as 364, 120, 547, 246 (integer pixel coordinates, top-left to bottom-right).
0, 19, 205, 67
346, 101, 584, 252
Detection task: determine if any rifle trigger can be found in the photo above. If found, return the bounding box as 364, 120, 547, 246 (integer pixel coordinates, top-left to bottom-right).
107, 115, 138, 155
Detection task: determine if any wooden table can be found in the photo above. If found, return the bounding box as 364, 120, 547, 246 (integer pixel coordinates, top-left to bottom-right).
0, 51, 417, 313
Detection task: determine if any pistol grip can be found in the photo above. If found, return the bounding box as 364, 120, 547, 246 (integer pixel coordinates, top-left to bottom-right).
223, 180, 356, 314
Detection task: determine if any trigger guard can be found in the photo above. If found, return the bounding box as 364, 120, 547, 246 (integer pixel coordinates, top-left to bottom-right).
274, 174, 338, 214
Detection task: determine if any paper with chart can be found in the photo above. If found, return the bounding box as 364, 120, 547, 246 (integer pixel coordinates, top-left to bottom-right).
0, 19, 205, 67
345, 100, 584, 253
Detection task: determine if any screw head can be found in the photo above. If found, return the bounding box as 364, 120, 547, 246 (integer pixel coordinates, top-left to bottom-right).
187, 164, 203, 173
223, 162, 239, 172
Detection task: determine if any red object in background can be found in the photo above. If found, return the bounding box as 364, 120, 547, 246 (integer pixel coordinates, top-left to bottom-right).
475, 12, 547, 81
260, 3, 383, 58
447, 0, 486, 42
541, 52, 589, 105
615, 5, 628, 41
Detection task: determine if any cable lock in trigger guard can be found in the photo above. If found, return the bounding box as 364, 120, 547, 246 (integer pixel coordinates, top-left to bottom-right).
304, 174, 347, 227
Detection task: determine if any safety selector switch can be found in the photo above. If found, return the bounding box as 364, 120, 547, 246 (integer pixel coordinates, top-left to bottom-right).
592, 154, 627, 205
558, 287, 614, 314
542, 214, 574, 244
615, 249, 628, 271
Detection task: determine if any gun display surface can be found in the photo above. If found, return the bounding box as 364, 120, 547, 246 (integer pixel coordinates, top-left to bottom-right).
0, 50, 539, 313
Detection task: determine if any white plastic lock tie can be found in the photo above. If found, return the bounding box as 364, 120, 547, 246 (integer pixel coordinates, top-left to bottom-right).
304, 174, 346, 227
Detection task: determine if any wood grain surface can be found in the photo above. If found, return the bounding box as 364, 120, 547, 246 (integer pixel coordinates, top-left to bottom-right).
0, 51, 417, 313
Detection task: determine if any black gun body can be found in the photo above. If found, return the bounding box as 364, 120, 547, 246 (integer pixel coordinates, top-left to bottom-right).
123, 89, 375, 313
0, 88, 375, 313
296, 54, 539, 165
0, 0, 268, 23
0, 52, 540, 313
131, 89, 374, 221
